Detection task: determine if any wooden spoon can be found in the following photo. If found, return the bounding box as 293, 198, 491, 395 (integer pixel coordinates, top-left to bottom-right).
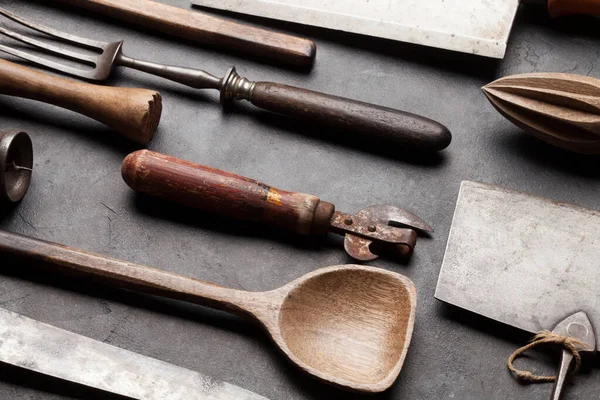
0, 230, 416, 393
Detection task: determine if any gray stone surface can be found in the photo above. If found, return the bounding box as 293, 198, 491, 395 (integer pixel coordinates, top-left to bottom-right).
0, 1, 599, 399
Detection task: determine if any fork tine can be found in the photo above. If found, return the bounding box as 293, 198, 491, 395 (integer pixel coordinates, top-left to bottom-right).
0, 25, 97, 64
0, 43, 97, 80
0, 7, 107, 50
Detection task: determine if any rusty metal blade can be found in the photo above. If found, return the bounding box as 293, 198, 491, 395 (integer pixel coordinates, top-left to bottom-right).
435, 181, 600, 334
356, 205, 433, 233
0, 308, 268, 400
343, 235, 377, 261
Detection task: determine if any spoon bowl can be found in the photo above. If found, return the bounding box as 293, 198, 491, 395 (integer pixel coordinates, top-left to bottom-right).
273, 266, 416, 392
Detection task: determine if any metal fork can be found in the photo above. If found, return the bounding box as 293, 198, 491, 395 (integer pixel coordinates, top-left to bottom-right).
0, 8, 452, 152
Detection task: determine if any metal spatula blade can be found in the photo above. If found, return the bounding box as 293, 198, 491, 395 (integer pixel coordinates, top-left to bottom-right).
191, 0, 520, 58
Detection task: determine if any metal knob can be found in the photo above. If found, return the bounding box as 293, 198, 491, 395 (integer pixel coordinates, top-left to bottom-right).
0, 131, 33, 203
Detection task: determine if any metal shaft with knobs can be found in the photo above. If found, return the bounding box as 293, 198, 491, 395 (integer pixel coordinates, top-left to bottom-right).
0, 8, 451, 152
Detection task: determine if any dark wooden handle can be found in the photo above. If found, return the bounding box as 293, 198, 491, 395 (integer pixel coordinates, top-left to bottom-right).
53, 0, 316, 68
548, 0, 600, 16
0, 229, 253, 315
121, 150, 335, 235
0, 59, 162, 144
249, 82, 452, 152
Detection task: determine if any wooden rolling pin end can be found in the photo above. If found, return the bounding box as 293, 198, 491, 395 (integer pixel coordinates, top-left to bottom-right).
0, 60, 162, 145
111, 89, 162, 145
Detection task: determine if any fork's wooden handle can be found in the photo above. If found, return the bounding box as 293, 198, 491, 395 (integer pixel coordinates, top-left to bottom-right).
548, 0, 600, 16
121, 150, 335, 235
53, 0, 316, 68
0, 59, 162, 144
249, 82, 452, 151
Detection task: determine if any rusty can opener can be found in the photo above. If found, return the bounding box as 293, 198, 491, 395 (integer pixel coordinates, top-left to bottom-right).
122, 150, 432, 261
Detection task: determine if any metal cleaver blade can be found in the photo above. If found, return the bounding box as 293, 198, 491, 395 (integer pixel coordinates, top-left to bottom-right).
191, 0, 520, 58
435, 181, 600, 334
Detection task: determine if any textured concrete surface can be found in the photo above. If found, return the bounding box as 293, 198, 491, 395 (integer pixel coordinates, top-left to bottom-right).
0, 1, 599, 399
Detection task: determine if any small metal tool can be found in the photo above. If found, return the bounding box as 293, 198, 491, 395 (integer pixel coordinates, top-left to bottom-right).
435, 181, 600, 399
0, 8, 451, 152
122, 150, 432, 261
550, 313, 596, 400
0, 307, 268, 399
0, 130, 33, 203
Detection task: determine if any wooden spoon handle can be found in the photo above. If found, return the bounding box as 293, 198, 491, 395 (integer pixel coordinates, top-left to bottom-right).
53, 0, 316, 68
548, 0, 600, 16
0, 229, 252, 315
0, 60, 162, 144
121, 150, 335, 235
249, 82, 452, 152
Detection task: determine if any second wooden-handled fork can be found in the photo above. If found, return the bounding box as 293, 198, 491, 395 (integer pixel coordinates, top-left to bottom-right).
0, 8, 451, 152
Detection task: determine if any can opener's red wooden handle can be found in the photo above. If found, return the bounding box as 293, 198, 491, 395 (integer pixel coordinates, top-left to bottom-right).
121, 150, 335, 235
548, 0, 600, 16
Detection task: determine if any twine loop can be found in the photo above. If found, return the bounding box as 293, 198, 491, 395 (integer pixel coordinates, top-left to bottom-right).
507, 331, 587, 383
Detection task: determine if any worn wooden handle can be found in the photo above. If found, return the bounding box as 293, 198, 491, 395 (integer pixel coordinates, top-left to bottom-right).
249, 82, 452, 152
121, 150, 335, 235
0, 229, 250, 315
0, 59, 162, 144
548, 0, 600, 16
53, 0, 316, 68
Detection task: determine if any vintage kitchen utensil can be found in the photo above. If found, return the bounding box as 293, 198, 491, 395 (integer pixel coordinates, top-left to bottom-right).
0, 9, 451, 152
435, 181, 599, 398
482, 73, 600, 154
122, 150, 433, 261
549, 313, 595, 400
191, 0, 600, 59
0, 131, 32, 203
52, 0, 316, 68
0, 230, 417, 393
0, 59, 161, 144
0, 307, 268, 400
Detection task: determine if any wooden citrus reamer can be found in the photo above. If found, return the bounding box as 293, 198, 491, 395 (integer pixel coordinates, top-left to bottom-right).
482, 73, 600, 154
0, 230, 417, 393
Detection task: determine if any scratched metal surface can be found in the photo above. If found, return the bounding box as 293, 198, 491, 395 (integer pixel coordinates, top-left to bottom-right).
435, 181, 600, 334
192, 0, 520, 58
0, 1, 599, 399
0, 308, 267, 399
